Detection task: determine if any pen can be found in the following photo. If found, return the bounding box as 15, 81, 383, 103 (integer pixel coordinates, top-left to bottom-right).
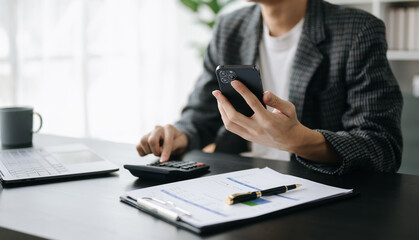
226, 184, 302, 205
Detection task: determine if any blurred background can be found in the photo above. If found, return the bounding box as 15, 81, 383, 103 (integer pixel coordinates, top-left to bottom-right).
0, 0, 418, 174
0, 0, 249, 144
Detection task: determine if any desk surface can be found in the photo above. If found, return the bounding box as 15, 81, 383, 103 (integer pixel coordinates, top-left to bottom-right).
1, 134, 418, 240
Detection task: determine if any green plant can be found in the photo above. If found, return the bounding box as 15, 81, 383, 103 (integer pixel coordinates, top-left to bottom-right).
180, 0, 236, 29
180, 0, 237, 56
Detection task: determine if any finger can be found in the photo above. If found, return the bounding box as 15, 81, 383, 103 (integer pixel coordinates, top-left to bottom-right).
217, 98, 251, 140
231, 80, 265, 114
138, 133, 152, 155
272, 109, 284, 115
136, 144, 145, 156
263, 91, 294, 117
212, 90, 256, 128
160, 125, 175, 162
148, 126, 164, 156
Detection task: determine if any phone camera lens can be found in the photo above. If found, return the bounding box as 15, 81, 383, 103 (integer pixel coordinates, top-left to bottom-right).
228, 71, 236, 80
219, 71, 227, 77
221, 77, 229, 83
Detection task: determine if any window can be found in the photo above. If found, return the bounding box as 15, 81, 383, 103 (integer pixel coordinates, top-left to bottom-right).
0, 0, 211, 143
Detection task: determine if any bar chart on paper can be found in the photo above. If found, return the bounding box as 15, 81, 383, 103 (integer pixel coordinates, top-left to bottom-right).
125, 167, 352, 228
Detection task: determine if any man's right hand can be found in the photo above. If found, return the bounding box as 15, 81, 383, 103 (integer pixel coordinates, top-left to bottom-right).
136, 124, 188, 162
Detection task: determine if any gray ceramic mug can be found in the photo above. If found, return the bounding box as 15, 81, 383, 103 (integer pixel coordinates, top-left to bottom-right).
0, 107, 43, 148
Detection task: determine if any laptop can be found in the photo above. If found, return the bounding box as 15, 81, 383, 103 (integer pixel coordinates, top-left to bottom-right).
0, 144, 119, 186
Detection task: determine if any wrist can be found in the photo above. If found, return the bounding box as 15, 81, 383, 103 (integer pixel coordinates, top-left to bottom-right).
287, 126, 342, 165
287, 125, 323, 155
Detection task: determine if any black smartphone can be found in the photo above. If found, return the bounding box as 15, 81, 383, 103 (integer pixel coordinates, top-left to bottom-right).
215, 65, 265, 117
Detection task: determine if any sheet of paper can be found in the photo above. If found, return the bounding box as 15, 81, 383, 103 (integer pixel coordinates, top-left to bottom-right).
126, 167, 352, 228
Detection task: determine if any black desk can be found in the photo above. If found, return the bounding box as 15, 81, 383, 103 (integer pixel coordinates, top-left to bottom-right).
1, 134, 418, 240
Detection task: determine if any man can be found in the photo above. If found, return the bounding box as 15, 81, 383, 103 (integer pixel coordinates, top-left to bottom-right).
136, 0, 403, 175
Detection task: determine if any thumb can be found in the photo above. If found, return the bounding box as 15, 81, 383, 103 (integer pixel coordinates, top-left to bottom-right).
263, 91, 292, 117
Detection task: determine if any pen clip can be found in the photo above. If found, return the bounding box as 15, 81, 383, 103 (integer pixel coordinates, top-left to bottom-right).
140, 197, 192, 217
166, 201, 192, 216
137, 197, 180, 221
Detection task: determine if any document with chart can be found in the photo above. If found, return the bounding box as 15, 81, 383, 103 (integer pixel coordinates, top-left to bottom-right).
121, 167, 353, 230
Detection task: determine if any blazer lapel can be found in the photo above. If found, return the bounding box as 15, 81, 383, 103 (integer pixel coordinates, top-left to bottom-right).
239, 5, 263, 65
216, 5, 263, 154
236, 1, 326, 121
289, 0, 326, 121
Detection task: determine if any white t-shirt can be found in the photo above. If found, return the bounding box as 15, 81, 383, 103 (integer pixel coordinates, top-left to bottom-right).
241, 18, 304, 161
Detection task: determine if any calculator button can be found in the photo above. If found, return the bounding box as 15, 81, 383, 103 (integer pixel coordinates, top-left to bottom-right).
147, 160, 206, 170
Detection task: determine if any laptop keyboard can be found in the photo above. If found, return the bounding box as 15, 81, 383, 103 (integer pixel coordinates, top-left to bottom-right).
0, 148, 68, 178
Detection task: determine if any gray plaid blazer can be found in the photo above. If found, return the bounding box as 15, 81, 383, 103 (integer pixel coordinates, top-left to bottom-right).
174, 0, 403, 175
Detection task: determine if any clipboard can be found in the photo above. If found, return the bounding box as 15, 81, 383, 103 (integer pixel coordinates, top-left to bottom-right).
120, 167, 356, 235
120, 191, 357, 235
120, 195, 203, 234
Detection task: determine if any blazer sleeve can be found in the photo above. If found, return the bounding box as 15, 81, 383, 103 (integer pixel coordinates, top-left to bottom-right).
173, 18, 224, 150
295, 19, 403, 175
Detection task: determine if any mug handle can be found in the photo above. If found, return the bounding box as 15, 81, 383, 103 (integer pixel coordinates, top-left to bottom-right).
33, 112, 43, 133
